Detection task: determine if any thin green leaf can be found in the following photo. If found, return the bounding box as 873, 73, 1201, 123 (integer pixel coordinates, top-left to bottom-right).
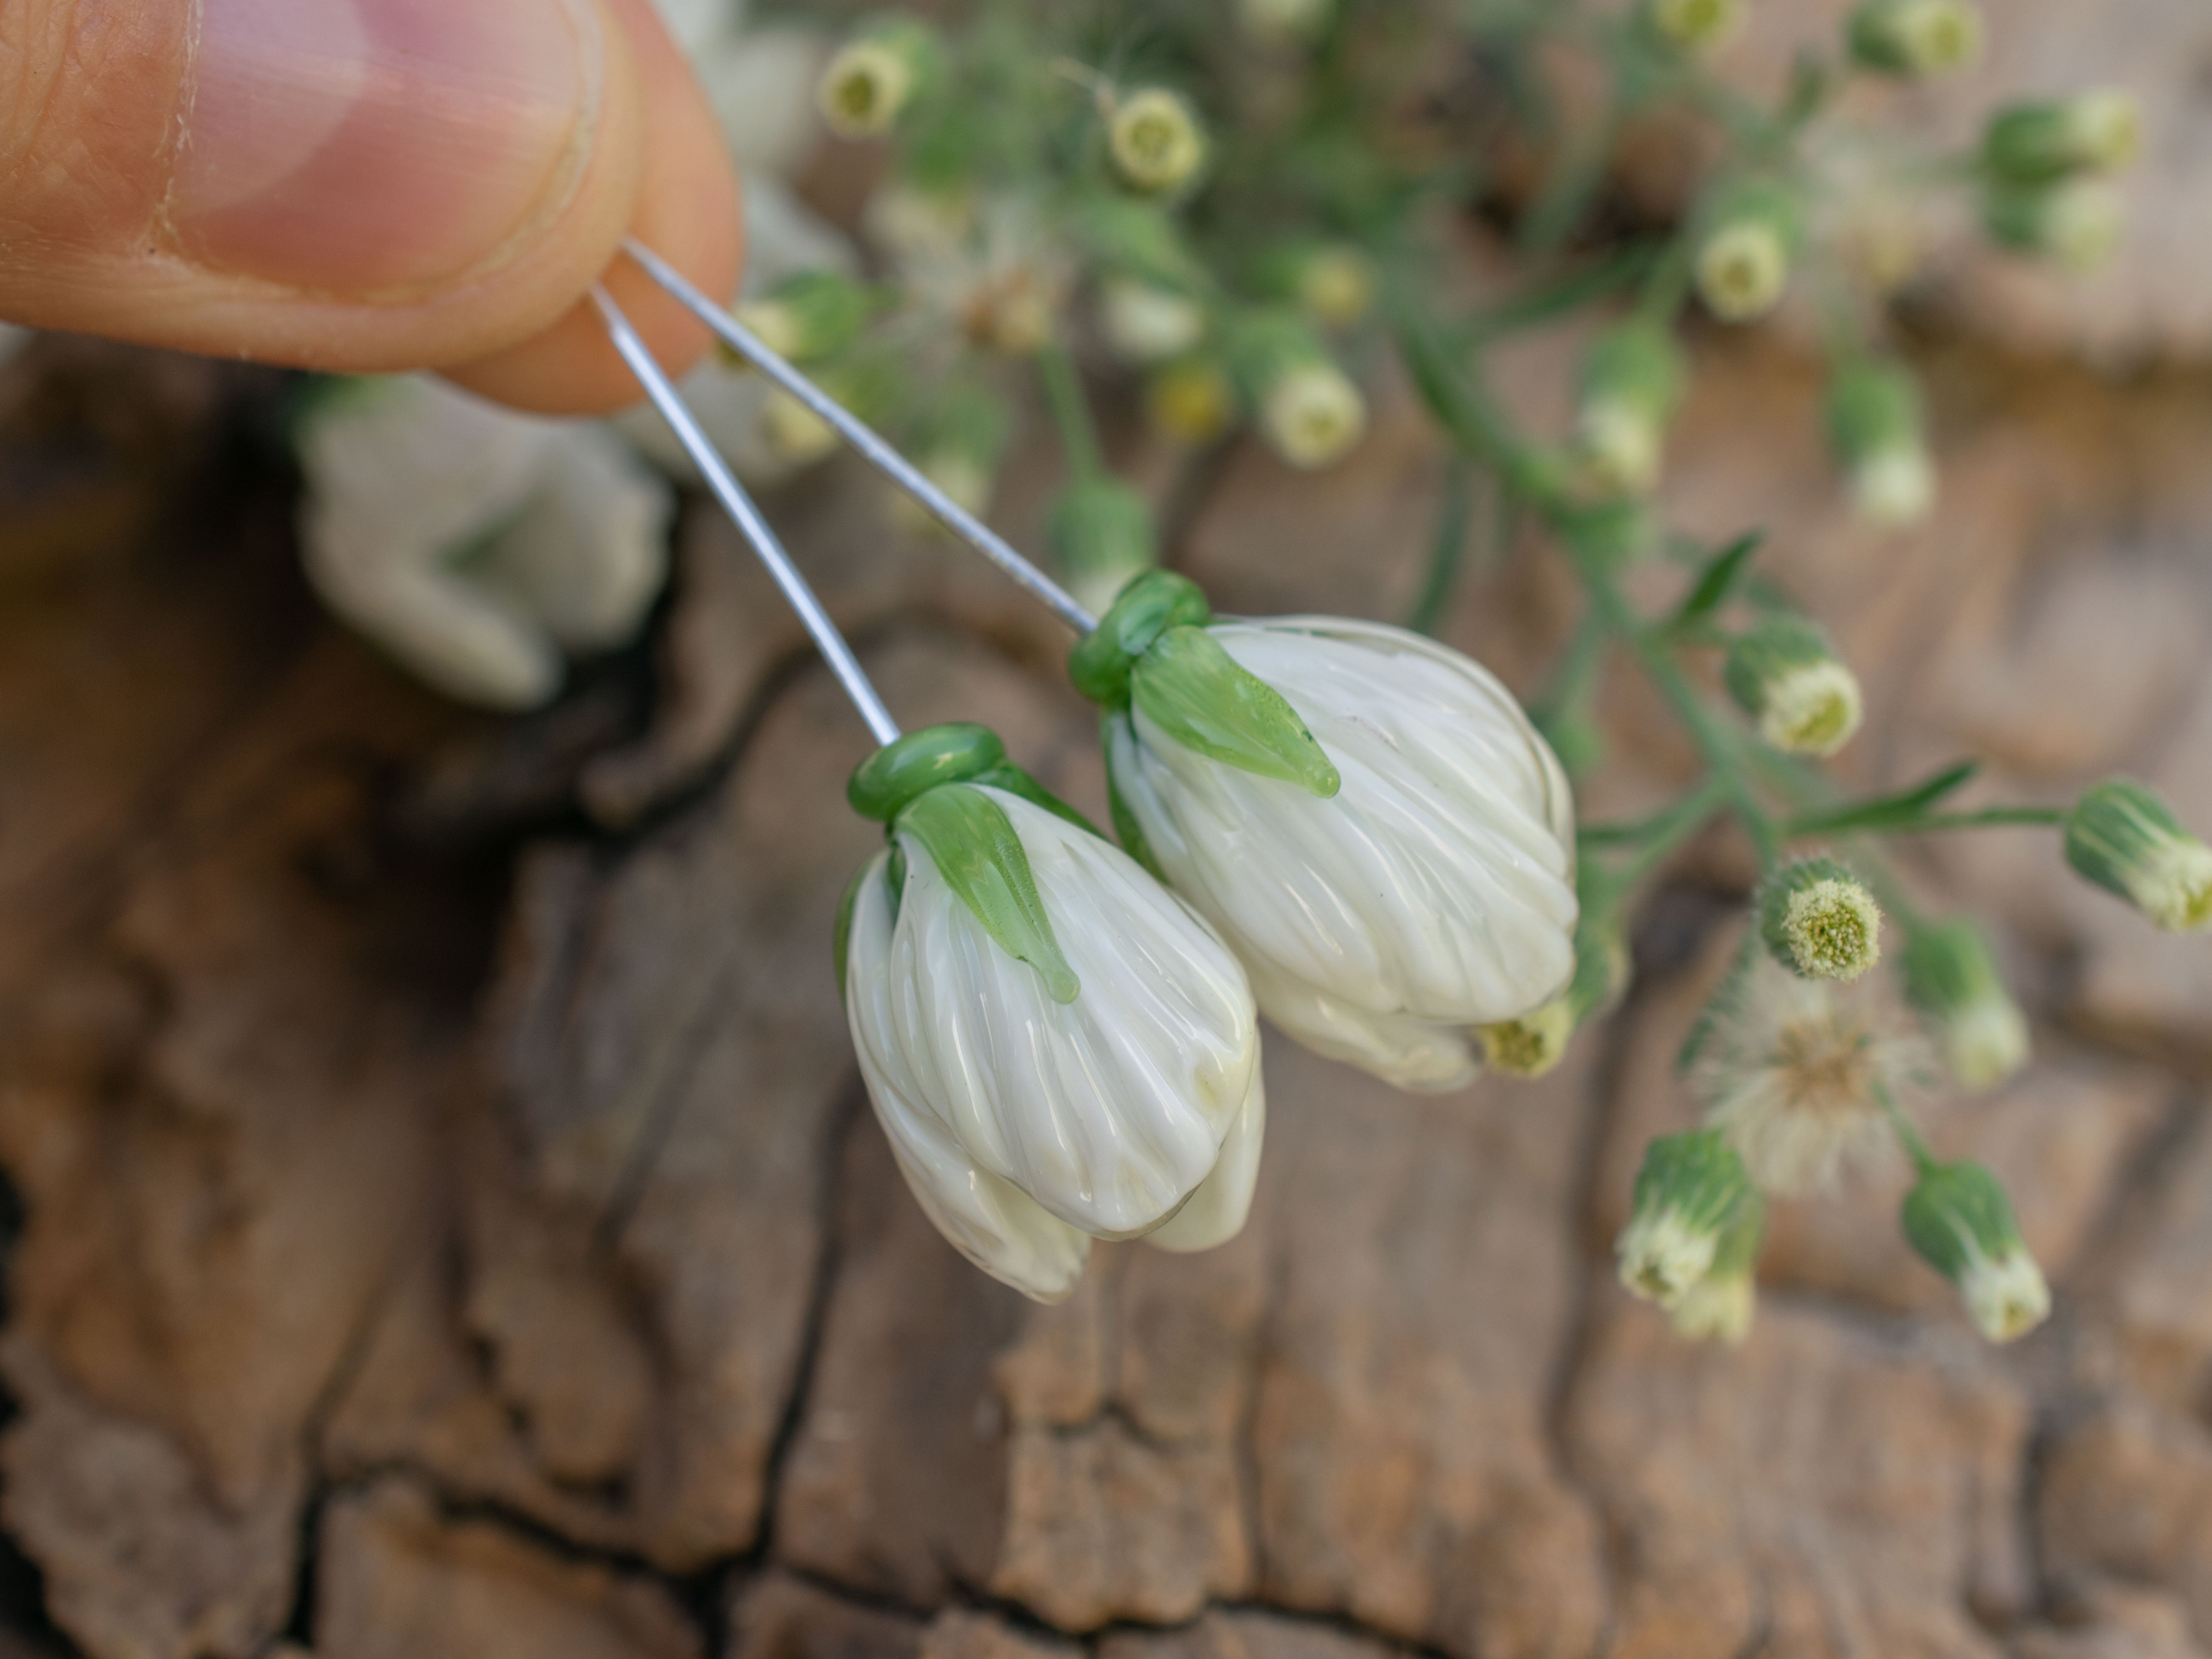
1786, 761, 1982, 837
1669, 531, 1764, 628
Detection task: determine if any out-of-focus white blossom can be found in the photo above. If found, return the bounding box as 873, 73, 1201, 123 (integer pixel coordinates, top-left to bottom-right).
298, 376, 673, 710
1100, 280, 1207, 364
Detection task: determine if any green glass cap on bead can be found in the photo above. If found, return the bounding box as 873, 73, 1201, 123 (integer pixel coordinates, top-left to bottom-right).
848, 722, 1008, 822
897, 784, 1081, 1004
1068, 569, 1216, 709
1616, 1128, 1755, 1306
1758, 856, 1883, 980
1901, 1160, 2049, 1342
1132, 627, 1341, 797
2065, 778, 2212, 933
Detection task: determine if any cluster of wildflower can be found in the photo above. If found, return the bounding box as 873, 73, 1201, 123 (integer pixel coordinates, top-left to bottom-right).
265, 0, 2197, 1343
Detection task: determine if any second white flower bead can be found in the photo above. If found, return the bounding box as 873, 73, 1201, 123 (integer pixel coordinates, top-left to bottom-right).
1077, 574, 1579, 1092
839, 724, 1265, 1302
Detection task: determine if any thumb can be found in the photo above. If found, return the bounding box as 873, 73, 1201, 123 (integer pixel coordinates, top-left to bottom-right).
0, 0, 737, 407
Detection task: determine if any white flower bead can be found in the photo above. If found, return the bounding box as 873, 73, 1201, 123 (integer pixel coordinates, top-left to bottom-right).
1109, 617, 1577, 1090
844, 788, 1263, 1300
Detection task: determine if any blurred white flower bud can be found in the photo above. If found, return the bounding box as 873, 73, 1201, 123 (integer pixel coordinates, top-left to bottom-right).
1847, 0, 1983, 77
1902, 920, 2029, 1089
1100, 279, 1208, 364
818, 20, 936, 138
1109, 88, 1207, 193
1901, 1160, 2050, 1342
2065, 778, 2212, 933
1616, 1129, 1755, 1306
1694, 181, 1799, 322
1724, 617, 1864, 757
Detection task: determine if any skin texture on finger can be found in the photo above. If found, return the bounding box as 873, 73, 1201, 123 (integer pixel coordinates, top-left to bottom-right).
444, 0, 743, 414
0, 0, 735, 408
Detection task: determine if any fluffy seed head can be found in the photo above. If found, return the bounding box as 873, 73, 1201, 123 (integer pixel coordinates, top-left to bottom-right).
1697, 949, 1927, 1194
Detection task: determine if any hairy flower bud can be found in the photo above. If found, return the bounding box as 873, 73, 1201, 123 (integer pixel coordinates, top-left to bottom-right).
1670, 1194, 1763, 1343
1984, 180, 2124, 270
1901, 1161, 2050, 1342
1847, 0, 1983, 77
1083, 574, 1578, 1092
1826, 360, 1934, 528
1725, 618, 1864, 757
1759, 858, 1883, 981
818, 19, 937, 138
1617, 1130, 1755, 1306
1646, 0, 1746, 53
1109, 88, 1207, 194
729, 272, 877, 368
1575, 321, 1686, 498
1146, 357, 1238, 445
1100, 280, 1208, 365
1051, 479, 1160, 619
840, 725, 1263, 1302
1902, 920, 2029, 1089
1984, 91, 2142, 185
2065, 779, 2212, 933
1694, 182, 1800, 323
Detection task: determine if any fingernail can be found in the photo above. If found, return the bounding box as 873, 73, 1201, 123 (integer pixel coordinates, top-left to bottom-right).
170, 0, 602, 295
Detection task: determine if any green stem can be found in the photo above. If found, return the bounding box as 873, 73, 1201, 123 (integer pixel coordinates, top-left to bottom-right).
1784, 805, 2068, 837
1406, 456, 1473, 636
1877, 1084, 1938, 1177
1037, 338, 1105, 484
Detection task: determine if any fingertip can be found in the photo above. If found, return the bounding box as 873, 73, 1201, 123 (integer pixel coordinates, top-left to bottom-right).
443, 0, 745, 415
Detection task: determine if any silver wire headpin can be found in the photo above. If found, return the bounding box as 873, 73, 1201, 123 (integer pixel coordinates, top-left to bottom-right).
617, 238, 1100, 636
591, 282, 902, 745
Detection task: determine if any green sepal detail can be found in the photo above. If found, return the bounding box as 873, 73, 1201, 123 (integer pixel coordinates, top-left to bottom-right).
966, 764, 1101, 839
832, 860, 871, 1004
848, 722, 1007, 822
896, 784, 1080, 1005
1067, 569, 1214, 709
1901, 1160, 2022, 1282
1132, 626, 1341, 798
1102, 719, 1167, 881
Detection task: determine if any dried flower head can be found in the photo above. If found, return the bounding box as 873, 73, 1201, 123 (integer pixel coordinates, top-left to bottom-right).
1109, 89, 1207, 193
1696, 947, 1928, 1194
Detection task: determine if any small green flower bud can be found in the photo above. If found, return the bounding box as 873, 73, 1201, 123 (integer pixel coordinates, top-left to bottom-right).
1825, 360, 1934, 528
1051, 479, 1160, 620
1617, 1129, 1755, 1306
1847, 0, 1983, 77
1694, 182, 1800, 323
1146, 357, 1237, 445
730, 272, 878, 369
1901, 1161, 2050, 1343
1231, 313, 1365, 468
1984, 91, 2141, 186
1669, 1194, 1762, 1343
1575, 321, 1687, 498
1099, 280, 1207, 365
1984, 180, 2124, 271
818, 19, 937, 138
1902, 920, 2029, 1090
1645, 0, 1746, 54
1109, 88, 1207, 194
1725, 617, 1864, 757
2065, 778, 2212, 933
1758, 857, 1883, 981
1253, 243, 1375, 330
1478, 998, 1575, 1079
